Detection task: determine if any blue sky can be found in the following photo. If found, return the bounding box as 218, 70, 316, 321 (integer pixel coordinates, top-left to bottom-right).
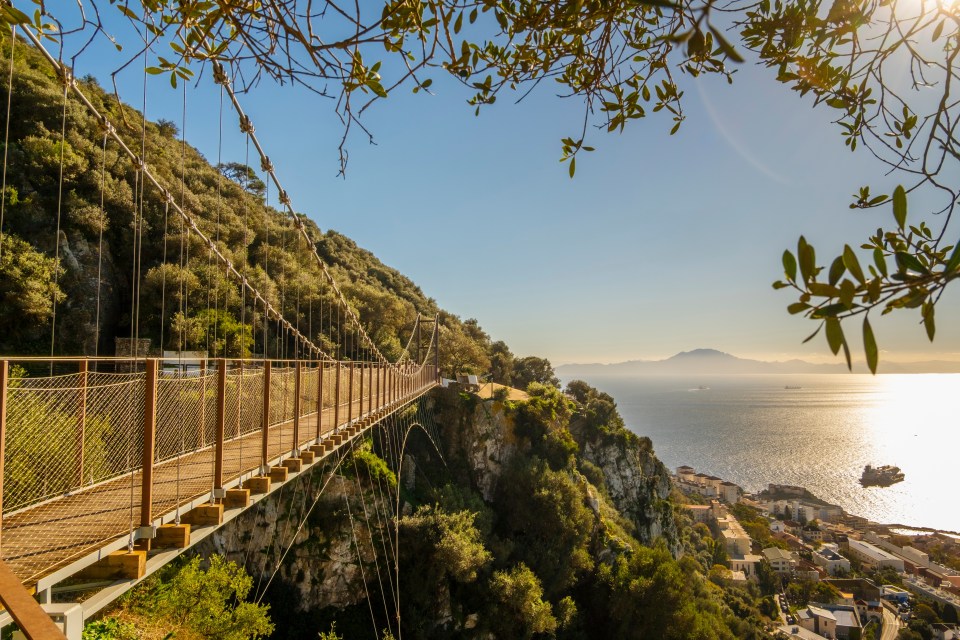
51, 6, 960, 367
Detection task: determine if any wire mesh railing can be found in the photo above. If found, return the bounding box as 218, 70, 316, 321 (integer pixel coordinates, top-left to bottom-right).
0, 355, 438, 585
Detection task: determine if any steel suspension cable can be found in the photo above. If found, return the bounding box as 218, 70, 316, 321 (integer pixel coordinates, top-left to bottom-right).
0, 25, 14, 262
49, 67, 68, 360
213, 65, 392, 366
94, 129, 107, 357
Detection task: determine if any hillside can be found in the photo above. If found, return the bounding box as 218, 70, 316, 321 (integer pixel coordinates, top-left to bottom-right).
0, 30, 488, 375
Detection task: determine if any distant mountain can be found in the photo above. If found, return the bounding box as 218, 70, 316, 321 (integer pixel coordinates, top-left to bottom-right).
556, 348, 960, 377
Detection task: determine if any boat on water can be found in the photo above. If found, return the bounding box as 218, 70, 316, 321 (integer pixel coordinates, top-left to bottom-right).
784, 386, 802, 390
860, 464, 905, 487
689, 385, 710, 391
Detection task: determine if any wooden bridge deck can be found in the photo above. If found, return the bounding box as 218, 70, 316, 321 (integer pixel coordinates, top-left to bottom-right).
1, 383, 433, 590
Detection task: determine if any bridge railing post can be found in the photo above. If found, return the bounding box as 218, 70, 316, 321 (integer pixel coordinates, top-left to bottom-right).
214, 359, 226, 497
0, 359, 7, 550
358, 361, 364, 420
261, 360, 271, 474
347, 362, 354, 426
368, 364, 374, 416
292, 361, 301, 453
334, 361, 341, 430
141, 358, 158, 532
316, 362, 323, 439
76, 360, 88, 488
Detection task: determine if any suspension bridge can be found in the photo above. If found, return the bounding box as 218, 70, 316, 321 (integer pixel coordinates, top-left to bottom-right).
0, 14, 445, 639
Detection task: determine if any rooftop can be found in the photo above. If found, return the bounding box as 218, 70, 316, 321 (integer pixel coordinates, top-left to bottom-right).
764, 547, 794, 561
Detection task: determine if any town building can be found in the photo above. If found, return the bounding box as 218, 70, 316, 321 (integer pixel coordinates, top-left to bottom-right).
729, 554, 763, 578
813, 548, 851, 576
718, 511, 751, 557
685, 504, 713, 524
796, 605, 837, 639
845, 539, 905, 572
763, 547, 797, 575
718, 481, 740, 504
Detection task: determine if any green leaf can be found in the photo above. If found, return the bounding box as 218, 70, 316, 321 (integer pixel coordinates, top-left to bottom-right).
709, 26, 745, 63
568, 157, 576, 178
892, 185, 907, 229
895, 251, 928, 275
945, 243, 960, 273
863, 317, 878, 374
933, 19, 945, 41
839, 279, 856, 309
825, 317, 843, 355
798, 237, 816, 283
923, 304, 936, 342
782, 250, 798, 282
0, 7, 30, 25
787, 302, 809, 315
843, 245, 865, 284
873, 248, 888, 277
828, 256, 845, 286
809, 282, 840, 297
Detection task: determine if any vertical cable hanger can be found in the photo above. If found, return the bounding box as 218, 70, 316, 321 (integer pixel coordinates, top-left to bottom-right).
49, 61, 69, 362
0, 25, 15, 263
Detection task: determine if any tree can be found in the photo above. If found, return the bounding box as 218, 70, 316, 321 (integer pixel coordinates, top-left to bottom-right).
217, 163, 267, 201
513, 356, 560, 391
123, 555, 273, 640
12, 0, 960, 364
0, 233, 64, 350
489, 340, 515, 386
487, 564, 558, 639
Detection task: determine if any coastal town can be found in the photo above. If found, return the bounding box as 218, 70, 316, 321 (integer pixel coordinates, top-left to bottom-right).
674, 466, 960, 640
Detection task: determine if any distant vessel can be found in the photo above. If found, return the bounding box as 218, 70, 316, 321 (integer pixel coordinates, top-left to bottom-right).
860, 464, 905, 487
784, 386, 802, 390
689, 385, 710, 391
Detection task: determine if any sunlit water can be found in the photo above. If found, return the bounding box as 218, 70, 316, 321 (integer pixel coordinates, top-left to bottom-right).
561, 374, 960, 533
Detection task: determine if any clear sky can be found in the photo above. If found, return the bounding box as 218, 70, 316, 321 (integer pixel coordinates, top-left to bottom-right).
52, 6, 960, 367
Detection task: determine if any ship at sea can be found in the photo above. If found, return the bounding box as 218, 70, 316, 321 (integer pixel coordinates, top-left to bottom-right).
860, 464, 905, 487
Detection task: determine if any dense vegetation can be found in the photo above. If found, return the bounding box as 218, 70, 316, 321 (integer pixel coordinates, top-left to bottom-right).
0, 31, 524, 378
274, 382, 774, 639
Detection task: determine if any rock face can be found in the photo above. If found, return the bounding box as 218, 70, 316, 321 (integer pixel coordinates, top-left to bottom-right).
194, 470, 385, 612
434, 389, 679, 553
577, 433, 679, 551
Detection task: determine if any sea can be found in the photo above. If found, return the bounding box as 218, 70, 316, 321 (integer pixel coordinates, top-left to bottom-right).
560, 373, 960, 534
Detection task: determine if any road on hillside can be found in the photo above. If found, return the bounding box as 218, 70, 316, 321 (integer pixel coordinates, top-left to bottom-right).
881, 608, 900, 640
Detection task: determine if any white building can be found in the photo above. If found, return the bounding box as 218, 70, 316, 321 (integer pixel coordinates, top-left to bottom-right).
813, 548, 851, 576
846, 539, 905, 572
718, 511, 751, 556
729, 554, 763, 578
764, 547, 797, 575
718, 481, 740, 504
